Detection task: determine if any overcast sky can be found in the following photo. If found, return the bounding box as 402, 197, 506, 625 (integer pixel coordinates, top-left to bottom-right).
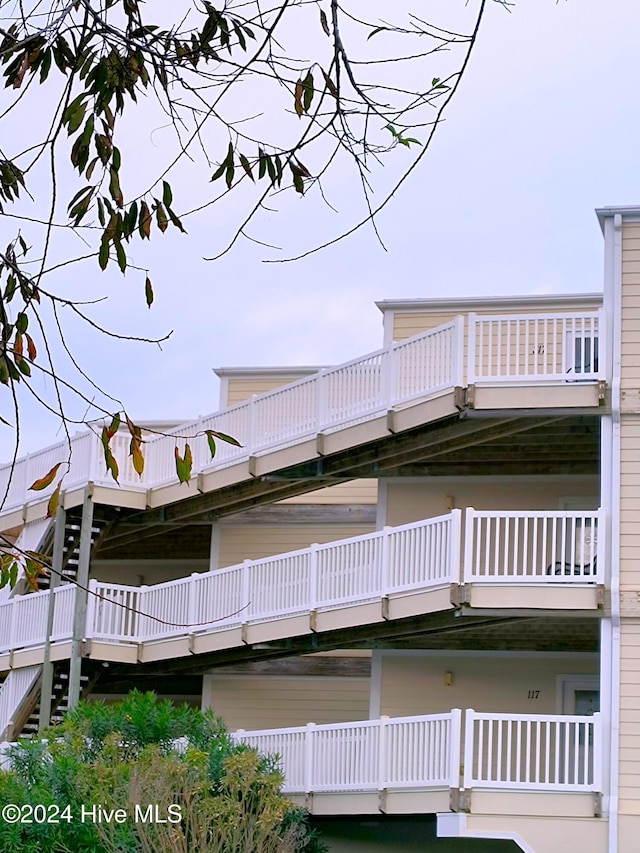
2, 0, 639, 458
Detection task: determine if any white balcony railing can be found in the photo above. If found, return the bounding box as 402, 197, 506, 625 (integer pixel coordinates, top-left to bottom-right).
0, 310, 605, 520
0, 508, 602, 658
463, 710, 602, 792
463, 509, 602, 583
232, 712, 462, 794
0, 585, 76, 654
88, 512, 459, 644
232, 709, 601, 797
0, 709, 601, 800
468, 310, 604, 384
0, 319, 464, 516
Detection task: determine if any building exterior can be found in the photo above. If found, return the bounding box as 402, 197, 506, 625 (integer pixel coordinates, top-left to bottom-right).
0, 205, 638, 852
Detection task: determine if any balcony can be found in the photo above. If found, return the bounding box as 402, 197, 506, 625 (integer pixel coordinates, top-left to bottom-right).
0, 309, 604, 523
232, 709, 602, 817
0, 508, 603, 669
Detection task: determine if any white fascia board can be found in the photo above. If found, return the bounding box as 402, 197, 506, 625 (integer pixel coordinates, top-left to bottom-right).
596, 204, 640, 233
376, 292, 603, 315
212, 366, 325, 378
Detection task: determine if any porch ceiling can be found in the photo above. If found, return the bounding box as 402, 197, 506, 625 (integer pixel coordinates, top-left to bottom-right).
96, 611, 598, 685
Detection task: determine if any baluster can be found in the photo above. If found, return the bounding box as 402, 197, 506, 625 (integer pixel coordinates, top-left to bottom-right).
304, 722, 316, 794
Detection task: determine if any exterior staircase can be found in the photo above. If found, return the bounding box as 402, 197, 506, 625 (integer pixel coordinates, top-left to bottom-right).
0, 508, 111, 738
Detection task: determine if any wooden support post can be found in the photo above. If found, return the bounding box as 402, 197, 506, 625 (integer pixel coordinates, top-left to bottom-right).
68, 489, 94, 710
39, 503, 66, 733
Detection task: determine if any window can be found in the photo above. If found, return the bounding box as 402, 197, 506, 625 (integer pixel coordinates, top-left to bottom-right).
566, 333, 599, 378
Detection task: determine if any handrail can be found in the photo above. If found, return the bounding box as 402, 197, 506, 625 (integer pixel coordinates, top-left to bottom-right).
463, 508, 602, 583
233, 711, 461, 793
0, 708, 603, 799
0, 507, 605, 659
468, 309, 604, 383
0, 319, 462, 516
232, 709, 600, 796
463, 709, 602, 792
89, 512, 458, 644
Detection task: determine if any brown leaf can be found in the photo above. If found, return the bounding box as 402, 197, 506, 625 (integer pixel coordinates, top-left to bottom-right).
46, 481, 62, 518
29, 462, 62, 491
139, 201, 152, 239
155, 202, 168, 233
320, 8, 330, 36
13, 332, 23, 363
25, 333, 36, 361
322, 69, 338, 98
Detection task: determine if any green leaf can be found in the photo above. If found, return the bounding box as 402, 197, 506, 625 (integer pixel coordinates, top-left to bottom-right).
162, 180, 172, 207
294, 78, 304, 117
101, 435, 119, 483
114, 238, 127, 273
64, 95, 87, 134
98, 235, 110, 270
239, 153, 254, 181
109, 167, 123, 207
258, 149, 267, 180
367, 26, 387, 40
15, 312, 28, 333
145, 276, 153, 308
302, 70, 314, 113
167, 206, 187, 233
174, 444, 193, 484
105, 413, 121, 439
207, 429, 242, 447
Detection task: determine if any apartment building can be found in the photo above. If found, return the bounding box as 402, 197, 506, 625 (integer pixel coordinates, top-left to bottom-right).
0, 204, 638, 852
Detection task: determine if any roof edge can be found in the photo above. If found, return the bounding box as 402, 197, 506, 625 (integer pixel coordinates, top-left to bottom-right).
213, 366, 325, 378
375, 292, 603, 314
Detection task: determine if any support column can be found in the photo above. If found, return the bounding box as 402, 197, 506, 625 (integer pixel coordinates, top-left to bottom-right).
39, 502, 66, 733
68, 489, 94, 710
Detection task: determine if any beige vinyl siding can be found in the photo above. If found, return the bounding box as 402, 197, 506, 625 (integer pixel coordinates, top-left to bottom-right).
621, 223, 640, 385
217, 523, 374, 568
379, 654, 597, 718
225, 374, 316, 406
618, 622, 640, 812
279, 480, 378, 505
384, 476, 599, 528
391, 302, 601, 343
203, 675, 370, 730
616, 220, 640, 816
620, 391, 640, 590
392, 311, 457, 342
